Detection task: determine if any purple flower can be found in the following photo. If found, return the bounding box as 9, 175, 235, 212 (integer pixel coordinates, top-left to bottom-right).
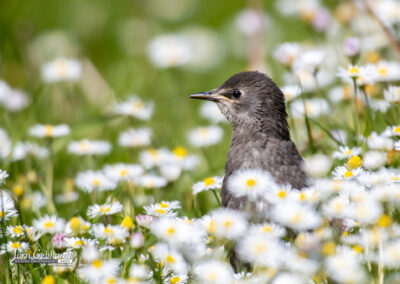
53, 232, 66, 249
344, 37, 360, 57
312, 8, 331, 31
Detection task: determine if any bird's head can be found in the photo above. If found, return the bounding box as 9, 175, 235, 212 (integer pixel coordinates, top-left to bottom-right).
190, 71, 290, 139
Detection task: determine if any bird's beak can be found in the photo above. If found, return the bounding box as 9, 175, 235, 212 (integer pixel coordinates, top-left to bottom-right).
190, 90, 227, 102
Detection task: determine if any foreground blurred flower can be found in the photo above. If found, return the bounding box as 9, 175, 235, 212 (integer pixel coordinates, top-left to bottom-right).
305, 154, 332, 178
28, 124, 70, 138
112, 95, 153, 120
68, 139, 111, 155
87, 201, 123, 219
194, 260, 233, 284
332, 146, 361, 160
205, 208, 247, 240
272, 201, 321, 231
192, 176, 223, 195
41, 58, 82, 83
118, 127, 152, 148
33, 215, 65, 234
200, 101, 227, 124
187, 126, 223, 147
78, 258, 120, 283
152, 242, 188, 274
274, 42, 301, 67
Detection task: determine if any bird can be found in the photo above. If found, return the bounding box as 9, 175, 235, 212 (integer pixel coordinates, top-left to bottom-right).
190, 71, 308, 210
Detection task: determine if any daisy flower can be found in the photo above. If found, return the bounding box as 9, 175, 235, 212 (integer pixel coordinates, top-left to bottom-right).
65, 216, 91, 235
87, 201, 123, 219
332, 166, 364, 180
281, 85, 302, 102
11, 142, 49, 161
152, 243, 187, 274
0, 129, 12, 159
237, 232, 285, 268
193, 176, 223, 195
143, 203, 178, 218
6, 225, 41, 241
75, 170, 117, 193
147, 34, 191, 68
0, 192, 18, 221
272, 201, 322, 231
205, 208, 247, 240
249, 223, 286, 239
139, 148, 172, 169
382, 241, 400, 268
28, 124, 70, 138
227, 169, 273, 200
273, 42, 301, 66
112, 95, 153, 120
137, 174, 167, 189
383, 86, 400, 103
396, 141, 400, 151
64, 237, 96, 249
0, 241, 29, 255
171, 146, 199, 170
129, 264, 149, 280
33, 215, 65, 234
91, 224, 122, 239
67, 139, 111, 155
332, 146, 362, 159
41, 57, 82, 83
199, 101, 227, 123
0, 169, 8, 184
135, 214, 154, 228
337, 64, 361, 79
103, 163, 143, 182
118, 127, 152, 148
187, 126, 223, 147
322, 195, 350, 219
304, 154, 332, 178
367, 132, 393, 151
78, 258, 120, 283
362, 151, 386, 170
160, 163, 182, 181
383, 125, 400, 137
194, 260, 233, 284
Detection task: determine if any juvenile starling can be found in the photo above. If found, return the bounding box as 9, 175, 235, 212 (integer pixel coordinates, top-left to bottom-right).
190, 71, 308, 210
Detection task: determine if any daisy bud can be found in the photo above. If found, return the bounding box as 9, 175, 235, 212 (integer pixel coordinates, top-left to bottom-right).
130, 232, 144, 248
344, 37, 360, 58
347, 155, 362, 169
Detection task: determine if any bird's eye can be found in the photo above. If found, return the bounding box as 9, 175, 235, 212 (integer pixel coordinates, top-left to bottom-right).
232, 90, 242, 99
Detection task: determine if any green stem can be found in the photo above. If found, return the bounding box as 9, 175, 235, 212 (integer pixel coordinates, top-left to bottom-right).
211, 189, 221, 206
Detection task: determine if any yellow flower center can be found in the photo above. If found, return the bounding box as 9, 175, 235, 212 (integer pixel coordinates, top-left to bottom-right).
93, 178, 101, 186
246, 179, 256, 187
167, 227, 175, 235
79, 142, 88, 151
13, 226, 23, 235
13, 185, 23, 197
156, 209, 166, 215
92, 259, 103, 268
0, 211, 3, 218
352, 245, 364, 253
104, 227, 114, 234
322, 242, 336, 256
277, 190, 286, 198
207, 220, 216, 233
347, 155, 362, 169
394, 126, 400, 133
255, 243, 266, 253
100, 206, 110, 213
378, 67, 387, 76
149, 149, 158, 157
45, 125, 54, 137
166, 255, 175, 263
344, 170, 353, 178
223, 220, 232, 228
349, 66, 359, 75
120, 169, 128, 177
173, 146, 187, 158
262, 226, 272, 232
44, 221, 54, 229
292, 213, 302, 223
160, 202, 168, 208
131, 102, 144, 112
11, 242, 21, 249
204, 177, 215, 186
344, 149, 352, 155
377, 214, 392, 227
299, 192, 306, 201
170, 276, 181, 284
106, 277, 117, 284
69, 217, 82, 233
74, 240, 84, 247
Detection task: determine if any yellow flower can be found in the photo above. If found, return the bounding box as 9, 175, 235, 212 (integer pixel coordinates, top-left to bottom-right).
42, 275, 55, 284
121, 216, 135, 230
377, 214, 392, 227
